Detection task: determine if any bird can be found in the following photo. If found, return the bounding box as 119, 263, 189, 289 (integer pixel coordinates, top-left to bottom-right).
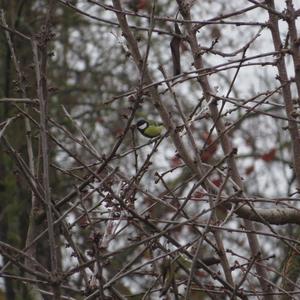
136, 119, 163, 138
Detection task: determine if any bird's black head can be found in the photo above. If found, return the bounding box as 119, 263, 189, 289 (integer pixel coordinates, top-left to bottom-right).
136, 119, 148, 130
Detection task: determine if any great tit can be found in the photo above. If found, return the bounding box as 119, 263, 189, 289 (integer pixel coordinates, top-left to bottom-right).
136, 119, 163, 138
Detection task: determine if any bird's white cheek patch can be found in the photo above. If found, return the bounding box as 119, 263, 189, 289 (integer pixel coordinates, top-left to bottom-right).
139, 123, 147, 130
